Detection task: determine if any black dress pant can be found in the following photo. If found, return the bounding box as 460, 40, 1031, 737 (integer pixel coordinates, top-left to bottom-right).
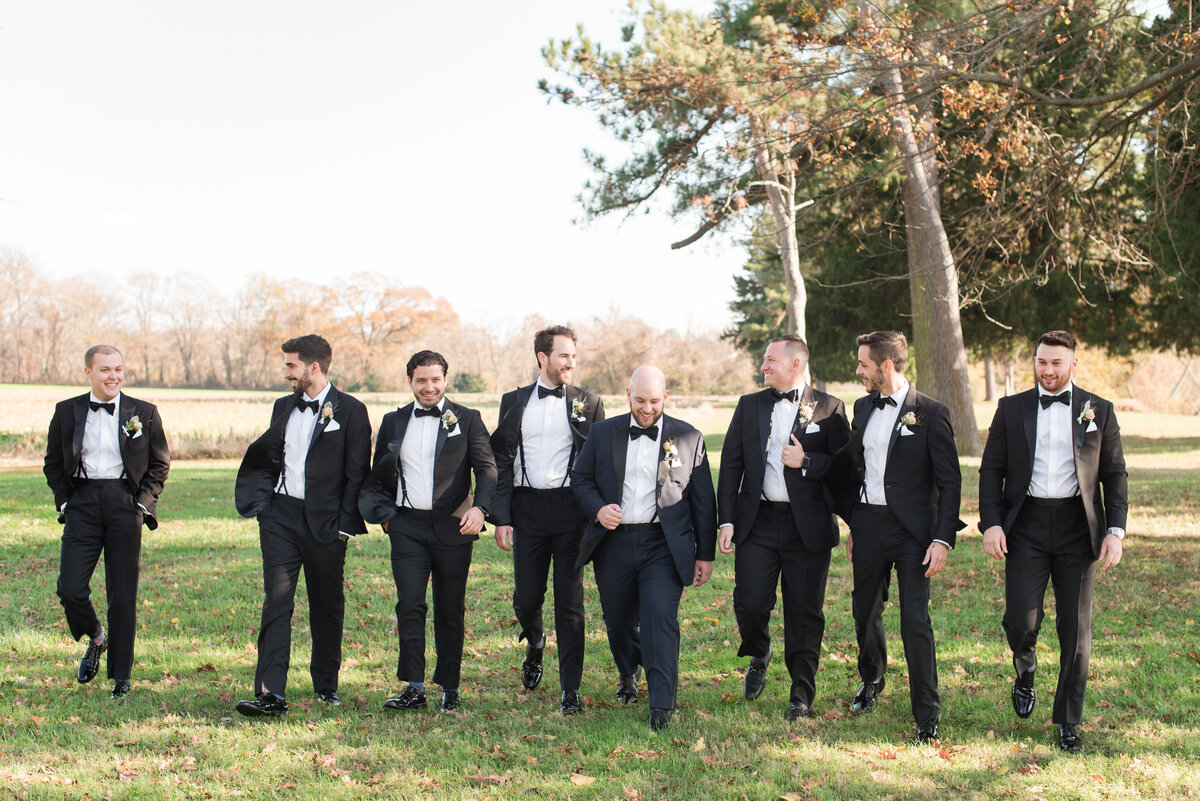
850, 504, 940, 724
388, 509, 474, 690
255, 494, 347, 698
56, 479, 142, 681
592, 524, 681, 710
510, 487, 587, 690
733, 504, 831, 706
1003, 496, 1096, 724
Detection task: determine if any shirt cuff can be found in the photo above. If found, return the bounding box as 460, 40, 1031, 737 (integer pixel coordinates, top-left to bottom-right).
60, 501, 68, 513
138, 503, 148, 514
718, 523, 733, 529
338, 531, 355, 541
1105, 527, 1125, 540
932, 539, 952, 550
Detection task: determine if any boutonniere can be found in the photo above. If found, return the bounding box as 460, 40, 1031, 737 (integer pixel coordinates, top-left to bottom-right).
441, 409, 459, 431
122, 416, 142, 437
321, 402, 335, 422
896, 411, 920, 432
796, 402, 816, 428
1077, 400, 1094, 425
662, 438, 681, 468
571, 398, 587, 422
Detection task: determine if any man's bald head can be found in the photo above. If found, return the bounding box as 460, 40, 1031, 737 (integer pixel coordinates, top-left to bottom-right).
627, 365, 669, 428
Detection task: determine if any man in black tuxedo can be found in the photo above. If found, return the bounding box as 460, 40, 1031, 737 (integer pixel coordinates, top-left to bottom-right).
44, 344, 170, 700
233, 334, 371, 717
717, 336, 849, 721
359, 350, 497, 714
490, 325, 604, 715
979, 330, 1127, 753
571, 366, 717, 731
831, 331, 964, 744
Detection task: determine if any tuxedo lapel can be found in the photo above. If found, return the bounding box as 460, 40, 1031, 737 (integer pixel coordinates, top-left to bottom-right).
757, 391, 773, 456
434, 402, 452, 466
1022, 390, 1038, 468
793, 384, 816, 435
612, 414, 631, 494
886, 385, 918, 463
307, 386, 337, 454
655, 415, 675, 501
117, 396, 136, 459
564, 384, 586, 442
1071, 387, 1085, 470
71, 395, 88, 463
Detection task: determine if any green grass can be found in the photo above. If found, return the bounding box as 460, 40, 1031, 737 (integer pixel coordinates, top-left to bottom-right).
1, 413, 1198, 800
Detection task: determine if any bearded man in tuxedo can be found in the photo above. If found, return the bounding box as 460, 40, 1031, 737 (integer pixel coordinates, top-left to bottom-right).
233, 334, 371, 716
44, 344, 170, 700
490, 325, 604, 715
571, 366, 717, 732
979, 330, 1127, 753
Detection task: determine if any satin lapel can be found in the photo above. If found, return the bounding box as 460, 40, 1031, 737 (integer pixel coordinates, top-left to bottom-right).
71, 395, 88, 462
793, 384, 816, 435
117, 396, 135, 459
886, 385, 918, 463
612, 414, 631, 493
655, 415, 674, 501
1071, 387, 1085, 472
1022, 390, 1038, 468
758, 391, 773, 457
434, 401, 452, 466
391, 403, 414, 467
564, 384, 585, 442
500, 384, 534, 435
307, 385, 337, 454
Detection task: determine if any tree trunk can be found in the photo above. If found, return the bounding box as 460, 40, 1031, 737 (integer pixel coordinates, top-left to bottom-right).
750, 117, 807, 342
984, 356, 997, 401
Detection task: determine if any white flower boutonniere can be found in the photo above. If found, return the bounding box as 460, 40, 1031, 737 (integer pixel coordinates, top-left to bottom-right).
1077, 400, 1095, 425
321, 402, 335, 422
797, 402, 816, 428
896, 411, 920, 432
662, 438, 681, 468
122, 416, 142, 437
441, 409, 459, 431
571, 398, 587, 422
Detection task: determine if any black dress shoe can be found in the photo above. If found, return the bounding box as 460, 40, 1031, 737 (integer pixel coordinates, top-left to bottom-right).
317, 690, 341, 706
648, 707, 671, 732
617, 670, 640, 705
111, 679, 131, 700
522, 642, 545, 691
744, 649, 771, 701
785, 701, 810, 722
235, 693, 288, 717
1058, 723, 1082, 753
383, 685, 427, 710
559, 689, 582, 715
77, 634, 107, 684
1012, 668, 1036, 719
915, 721, 940, 744
440, 689, 461, 712
850, 676, 885, 713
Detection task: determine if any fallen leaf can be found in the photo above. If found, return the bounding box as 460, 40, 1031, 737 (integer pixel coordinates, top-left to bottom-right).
691, 737, 706, 752
570, 774, 597, 786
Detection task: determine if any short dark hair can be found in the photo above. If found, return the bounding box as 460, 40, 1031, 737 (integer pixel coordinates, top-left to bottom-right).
281, 334, 333, 374
407, 350, 449, 378
855, 330, 908, 374
534, 325, 577, 369
1037, 330, 1077, 351
768, 335, 809, 363
84, 344, 122, 368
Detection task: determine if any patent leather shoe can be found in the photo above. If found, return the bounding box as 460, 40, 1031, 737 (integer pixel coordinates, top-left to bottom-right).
648, 707, 671, 732
1058, 723, 1082, 753
850, 676, 885, 713
77, 633, 107, 684
559, 689, 582, 715
1012, 668, 1036, 719
383, 685, 427, 710
744, 648, 771, 700
617, 670, 640, 705
110, 679, 131, 700
440, 689, 461, 712
235, 693, 288, 717
317, 690, 341, 706
521, 641, 545, 691
915, 721, 940, 744
785, 701, 810, 722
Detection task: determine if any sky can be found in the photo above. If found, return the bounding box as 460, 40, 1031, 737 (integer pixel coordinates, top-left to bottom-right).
0, 1, 745, 334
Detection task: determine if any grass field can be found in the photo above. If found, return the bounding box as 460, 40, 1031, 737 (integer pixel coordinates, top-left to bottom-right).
1, 388, 1198, 800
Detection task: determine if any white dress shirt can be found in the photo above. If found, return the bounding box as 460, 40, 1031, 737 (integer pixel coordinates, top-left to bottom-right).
276, 383, 332, 499
515, 380, 573, 489
80, 392, 124, 480
1029, 383, 1079, 499
397, 399, 444, 510
763, 384, 807, 502
861, 379, 908, 505
620, 416, 663, 524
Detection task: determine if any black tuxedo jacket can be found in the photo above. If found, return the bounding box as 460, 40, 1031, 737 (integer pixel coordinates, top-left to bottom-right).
717, 386, 850, 552
570, 413, 718, 585
358, 399, 497, 544
234, 386, 371, 543
831, 385, 965, 548
489, 382, 605, 525
978, 386, 1128, 556
44, 393, 171, 530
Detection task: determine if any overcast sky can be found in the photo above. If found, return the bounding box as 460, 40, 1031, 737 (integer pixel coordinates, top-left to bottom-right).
1, 1, 745, 333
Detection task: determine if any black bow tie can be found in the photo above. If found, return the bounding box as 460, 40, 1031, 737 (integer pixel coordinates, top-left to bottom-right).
871, 394, 897, 410
295, 397, 319, 414
770, 388, 798, 403
538, 384, 564, 399
1040, 392, 1071, 409
414, 406, 441, 418
629, 425, 658, 441
89, 401, 116, 415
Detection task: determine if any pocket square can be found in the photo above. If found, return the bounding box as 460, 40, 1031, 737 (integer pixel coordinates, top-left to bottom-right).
1085, 421, 1098, 433
804, 423, 821, 434
127, 430, 143, 440
324, 418, 341, 433
899, 426, 916, 437
447, 426, 462, 438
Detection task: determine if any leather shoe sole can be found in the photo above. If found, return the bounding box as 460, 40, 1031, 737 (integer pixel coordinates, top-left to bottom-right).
1012, 670, 1036, 719
850, 677, 885, 713
77, 637, 107, 684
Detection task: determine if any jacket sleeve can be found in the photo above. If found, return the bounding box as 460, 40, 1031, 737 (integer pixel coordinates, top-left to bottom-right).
803, 399, 850, 480
927, 402, 964, 547
1097, 400, 1128, 531
489, 394, 518, 525
570, 428, 606, 523
689, 431, 718, 562
338, 401, 372, 535
135, 403, 171, 529
43, 401, 68, 513
716, 398, 746, 527
467, 410, 498, 514
977, 400, 1009, 532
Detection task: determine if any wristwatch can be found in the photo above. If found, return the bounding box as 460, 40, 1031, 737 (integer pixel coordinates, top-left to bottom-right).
800, 455, 811, 469
1106, 527, 1125, 540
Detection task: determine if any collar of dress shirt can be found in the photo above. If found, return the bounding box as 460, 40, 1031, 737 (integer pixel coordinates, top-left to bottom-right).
629, 415, 664, 440
301, 383, 332, 407
880, 378, 910, 404
1036, 381, 1075, 399
88, 391, 122, 407
412, 398, 446, 416
534, 378, 564, 397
